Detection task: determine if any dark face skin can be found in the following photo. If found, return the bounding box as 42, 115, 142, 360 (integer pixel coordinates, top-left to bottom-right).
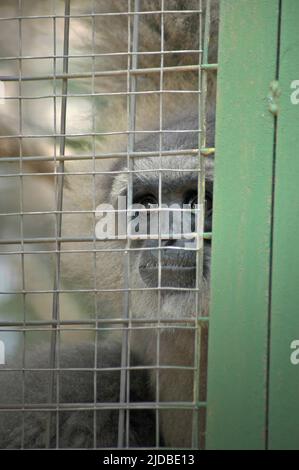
130, 171, 213, 289
110, 113, 215, 291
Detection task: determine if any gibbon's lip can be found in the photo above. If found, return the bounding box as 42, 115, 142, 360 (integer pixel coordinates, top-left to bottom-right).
139, 252, 197, 288
140, 264, 195, 271
139, 263, 196, 288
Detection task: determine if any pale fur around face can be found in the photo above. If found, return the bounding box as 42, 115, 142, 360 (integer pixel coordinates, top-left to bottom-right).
0, 0, 218, 448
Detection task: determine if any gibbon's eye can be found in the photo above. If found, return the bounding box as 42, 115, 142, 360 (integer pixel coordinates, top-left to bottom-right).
185, 190, 213, 214
205, 191, 213, 216
135, 194, 158, 209
185, 191, 198, 209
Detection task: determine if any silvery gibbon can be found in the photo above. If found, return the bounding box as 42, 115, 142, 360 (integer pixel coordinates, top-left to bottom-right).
0, 0, 219, 448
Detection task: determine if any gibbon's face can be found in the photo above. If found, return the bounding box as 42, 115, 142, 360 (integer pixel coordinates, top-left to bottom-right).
111, 154, 213, 290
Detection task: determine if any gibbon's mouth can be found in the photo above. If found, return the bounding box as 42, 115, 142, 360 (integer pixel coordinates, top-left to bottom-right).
140, 264, 195, 271
138, 248, 197, 288
139, 263, 196, 288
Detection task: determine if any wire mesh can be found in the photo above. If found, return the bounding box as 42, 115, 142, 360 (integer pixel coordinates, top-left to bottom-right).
0, 0, 217, 449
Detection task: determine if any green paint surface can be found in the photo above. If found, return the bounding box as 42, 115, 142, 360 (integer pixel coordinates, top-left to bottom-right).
268, 0, 299, 450
206, 0, 280, 450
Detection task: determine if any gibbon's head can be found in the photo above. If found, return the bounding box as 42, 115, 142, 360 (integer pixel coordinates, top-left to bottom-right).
109, 114, 214, 292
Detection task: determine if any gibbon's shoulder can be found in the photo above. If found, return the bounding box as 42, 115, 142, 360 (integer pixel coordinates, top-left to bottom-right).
0, 340, 156, 449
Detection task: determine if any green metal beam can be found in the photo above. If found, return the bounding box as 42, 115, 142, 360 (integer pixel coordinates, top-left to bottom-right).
206, 0, 280, 449
268, 0, 299, 450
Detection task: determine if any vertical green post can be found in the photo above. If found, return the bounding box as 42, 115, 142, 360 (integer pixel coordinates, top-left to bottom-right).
268, 0, 299, 450
206, 0, 280, 449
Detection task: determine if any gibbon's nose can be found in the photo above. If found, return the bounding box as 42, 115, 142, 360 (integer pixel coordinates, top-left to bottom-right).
158, 238, 196, 269
161, 238, 176, 247
161, 238, 187, 248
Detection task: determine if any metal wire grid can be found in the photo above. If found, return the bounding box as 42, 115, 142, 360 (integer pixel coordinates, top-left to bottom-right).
0, 0, 216, 449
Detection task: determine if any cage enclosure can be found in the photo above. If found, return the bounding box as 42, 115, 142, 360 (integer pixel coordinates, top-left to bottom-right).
0, 0, 298, 451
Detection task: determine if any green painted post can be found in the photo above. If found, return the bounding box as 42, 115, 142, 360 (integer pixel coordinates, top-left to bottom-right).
206, 0, 280, 449
268, 0, 299, 450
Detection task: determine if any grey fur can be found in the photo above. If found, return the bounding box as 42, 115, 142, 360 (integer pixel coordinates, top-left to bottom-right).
0, 341, 156, 449
0, 0, 219, 449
